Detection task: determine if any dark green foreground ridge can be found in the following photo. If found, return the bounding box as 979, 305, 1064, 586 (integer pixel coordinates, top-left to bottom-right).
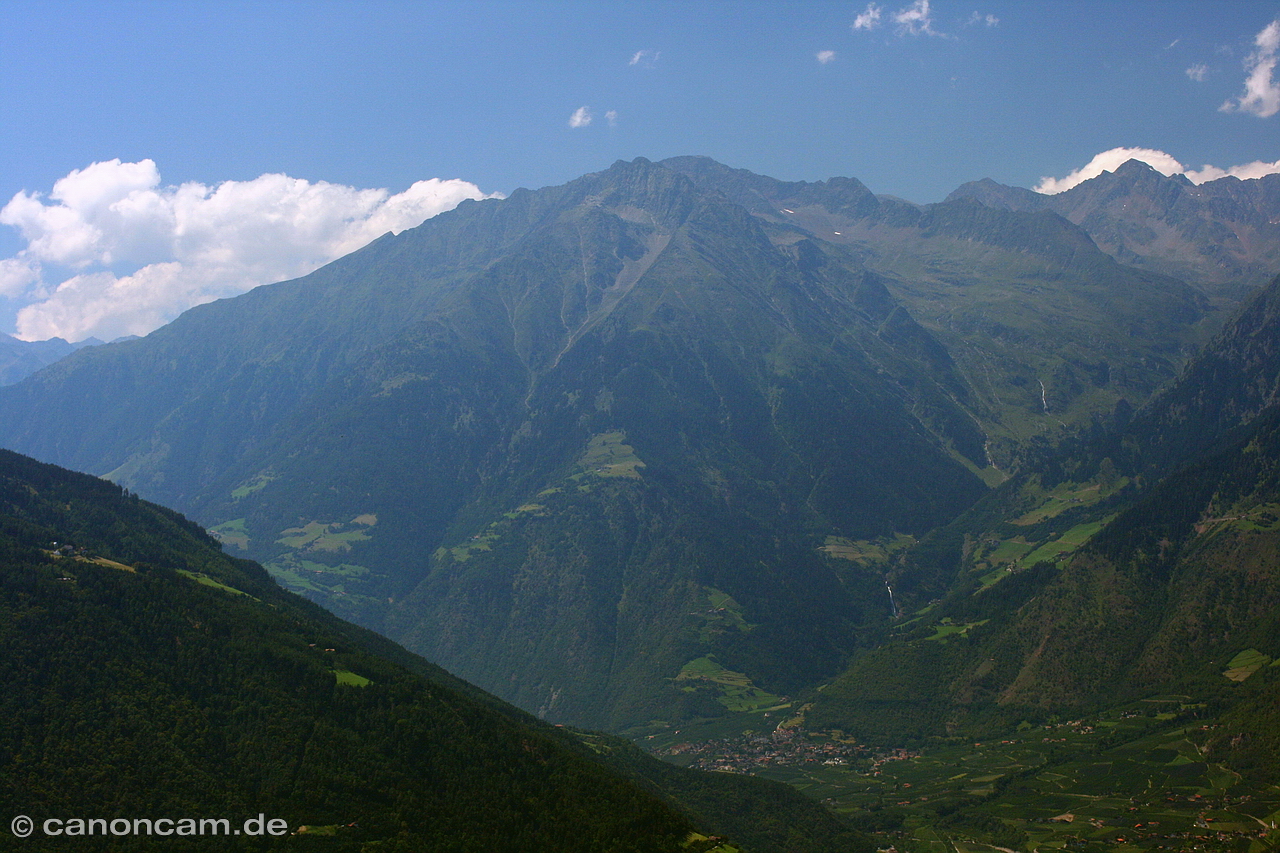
0, 449, 867, 852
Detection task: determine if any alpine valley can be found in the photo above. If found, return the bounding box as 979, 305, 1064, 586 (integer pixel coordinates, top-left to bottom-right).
4, 155, 1280, 852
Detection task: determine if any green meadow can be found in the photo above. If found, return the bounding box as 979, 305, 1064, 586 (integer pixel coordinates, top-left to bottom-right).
576, 431, 645, 479
209, 517, 250, 550
675, 656, 786, 713
276, 515, 376, 551
1010, 478, 1128, 528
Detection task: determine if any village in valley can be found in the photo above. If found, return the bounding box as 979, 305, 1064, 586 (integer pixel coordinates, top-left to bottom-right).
660, 726, 919, 777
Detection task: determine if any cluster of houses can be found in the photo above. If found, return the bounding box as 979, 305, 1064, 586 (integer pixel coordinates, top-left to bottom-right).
662, 728, 918, 776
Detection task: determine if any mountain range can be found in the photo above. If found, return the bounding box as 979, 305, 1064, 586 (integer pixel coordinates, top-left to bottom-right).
1, 156, 1276, 734
0, 333, 104, 386
3, 154, 1280, 850
948, 158, 1280, 300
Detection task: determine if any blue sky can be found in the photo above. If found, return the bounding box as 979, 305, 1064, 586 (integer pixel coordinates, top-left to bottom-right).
2, 0, 1278, 341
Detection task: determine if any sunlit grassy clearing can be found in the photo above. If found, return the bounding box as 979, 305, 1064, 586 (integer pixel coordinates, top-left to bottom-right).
230, 471, 275, 499
576, 431, 645, 479
1011, 478, 1127, 527
1223, 648, 1273, 682
176, 569, 256, 599
263, 556, 368, 593
820, 533, 915, 566
675, 656, 784, 712
333, 669, 372, 687
276, 515, 376, 551
1021, 517, 1110, 565
691, 587, 755, 642
924, 618, 989, 642
209, 517, 250, 550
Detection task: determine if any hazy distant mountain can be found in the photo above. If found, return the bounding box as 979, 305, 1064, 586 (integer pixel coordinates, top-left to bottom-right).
948, 159, 1280, 299
0, 333, 103, 385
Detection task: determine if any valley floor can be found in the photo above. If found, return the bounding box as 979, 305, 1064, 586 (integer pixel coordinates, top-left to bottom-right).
642, 700, 1280, 853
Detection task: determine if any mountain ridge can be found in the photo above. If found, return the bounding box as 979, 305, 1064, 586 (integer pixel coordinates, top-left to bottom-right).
947, 158, 1280, 298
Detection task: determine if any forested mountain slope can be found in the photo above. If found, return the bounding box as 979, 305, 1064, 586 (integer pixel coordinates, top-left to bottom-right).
0, 448, 869, 852
0, 157, 998, 730
809, 272, 1280, 743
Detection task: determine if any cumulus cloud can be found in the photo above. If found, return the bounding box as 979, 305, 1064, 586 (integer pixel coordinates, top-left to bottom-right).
1220, 18, 1280, 117
568, 106, 593, 128
816, 49, 836, 64
0, 258, 40, 298
854, 1, 950, 37
1182, 158, 1280, 183
1186, 62, 1209, 82
0, 159, 496, 341
852, 3, 882, 31
1034, 146, 1280, 194
893, 0, 940, 36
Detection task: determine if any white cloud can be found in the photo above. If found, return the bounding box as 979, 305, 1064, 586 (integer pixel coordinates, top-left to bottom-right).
0, 159, 496, 341
965, 11, 998, 28
1186, 62, 1209, 82
852, 3, 882, 31
1183, 158, 1280, 183
605, 110, 618, 127
1221, 18, 1280, 117
629, 49, 659, 67
0, 258, 40, 298
855, 1, 949, 37
1034, 146, 1280, 194
816, 49, 836, 64
893, 0, 939, 36
568, 106, 593, 128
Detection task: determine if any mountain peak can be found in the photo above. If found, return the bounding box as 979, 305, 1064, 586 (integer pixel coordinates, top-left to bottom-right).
944, 177, 1047, 212
1076, 158, 1192, 197
1112, 157, 1160, 176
